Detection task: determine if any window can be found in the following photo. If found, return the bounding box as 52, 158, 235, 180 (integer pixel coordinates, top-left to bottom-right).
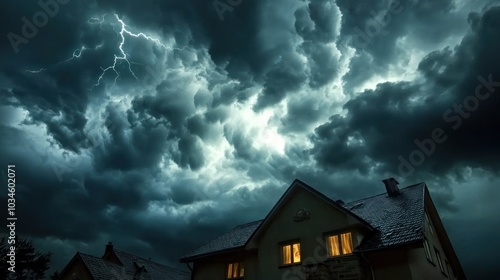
281, 242, 301, 265
227, 262, 244, 279
426, 212, 434, 235
434, 247, 445, 274
424, 238, 433, 263
326, 232, 353, 257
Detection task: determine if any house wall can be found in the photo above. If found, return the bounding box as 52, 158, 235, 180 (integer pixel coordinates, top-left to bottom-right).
407, 247, 449, 280
365, 248, 413, 280
254, 188, 366, 280
192, 251, 258, 280
406, 209, 455, 280
58, 259, 93, 280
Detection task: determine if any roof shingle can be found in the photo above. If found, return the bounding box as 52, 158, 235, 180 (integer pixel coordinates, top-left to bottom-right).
78, 253, 125, 280
113, 249, 190, 280
344, 183, 425, 250
181, 220, 262, 260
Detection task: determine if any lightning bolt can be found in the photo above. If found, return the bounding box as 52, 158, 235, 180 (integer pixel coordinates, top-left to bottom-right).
25, 13, 188, 90
25, 45, 102, 73
25, 68, 46, 74
91, 14, 187, 89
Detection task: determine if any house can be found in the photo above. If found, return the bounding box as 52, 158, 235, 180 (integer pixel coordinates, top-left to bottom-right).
57, 242, 190, 280
179, 178, 466, 280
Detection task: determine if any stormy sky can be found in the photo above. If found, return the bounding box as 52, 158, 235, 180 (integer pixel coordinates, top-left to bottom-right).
1, 0, 499, 279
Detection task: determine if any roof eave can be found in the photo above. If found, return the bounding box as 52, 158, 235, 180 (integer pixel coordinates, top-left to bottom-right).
179, 246, 246, 263
355, 239, 422, 253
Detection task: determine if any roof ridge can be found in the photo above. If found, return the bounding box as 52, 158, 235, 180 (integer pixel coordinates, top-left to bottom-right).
233, 219, 263, 228
77, 251, 103, 259
344, 182, 425, 205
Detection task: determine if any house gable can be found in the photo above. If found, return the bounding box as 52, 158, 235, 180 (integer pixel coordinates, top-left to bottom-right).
58, 253, 95, 280
246, 179, 373, 249
245, 180, 372, 279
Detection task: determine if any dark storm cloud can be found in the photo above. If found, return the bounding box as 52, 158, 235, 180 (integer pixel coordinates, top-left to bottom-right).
310, 6, 500, 181
223, 125, 263, 161
295, 0, 342, 89
0, 124, 207, 270
2, 0, 500, 279
128, 73, 208, 170
254, 53, 308, 110
92, 104, 170, 171
336, 0, 472, 93
1, 0, 90, 65
255, 0, 344, 109
1, 69, 89, 153
0, 126, 100, 241
310, 114, 371, 173
204, 106, 230, 123
279, 95, 328, 133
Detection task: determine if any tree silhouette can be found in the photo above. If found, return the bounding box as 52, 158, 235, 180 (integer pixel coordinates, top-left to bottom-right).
0, 236, 52, 280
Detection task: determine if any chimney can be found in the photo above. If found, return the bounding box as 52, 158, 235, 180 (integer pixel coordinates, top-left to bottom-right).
382, 178, 400, 196
104, 241, 114, 256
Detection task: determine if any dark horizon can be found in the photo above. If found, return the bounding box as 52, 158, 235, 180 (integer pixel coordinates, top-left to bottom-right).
1, 0, 500, 279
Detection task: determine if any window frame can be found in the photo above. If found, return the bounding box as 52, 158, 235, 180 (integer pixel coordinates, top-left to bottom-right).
425, 212, 434, 235
279, 240, 302, 267
226, 261, 245, 279
423, 238, 434, 264
434, 247, 446, 275
324, 231, 354, 258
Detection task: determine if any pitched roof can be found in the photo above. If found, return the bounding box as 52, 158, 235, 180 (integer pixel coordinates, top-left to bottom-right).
180, 181, 426, 261
344, 182, 425, 251
113, 249, 190, 280
180, 220, 262, 261
62, 248, 190, 280
78, 252, 125, 280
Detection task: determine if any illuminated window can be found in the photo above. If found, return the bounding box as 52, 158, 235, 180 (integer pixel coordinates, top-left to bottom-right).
424, 238, 433, 262
227, 262, 244, 279
326, 232, 353, 257
281, 242, 301, 265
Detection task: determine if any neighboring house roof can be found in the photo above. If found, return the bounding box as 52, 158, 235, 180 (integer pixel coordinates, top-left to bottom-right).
112, 248, 190, 280
60, 247, 190, 280
180, 181, 426, 262
77, 252, 125, 280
